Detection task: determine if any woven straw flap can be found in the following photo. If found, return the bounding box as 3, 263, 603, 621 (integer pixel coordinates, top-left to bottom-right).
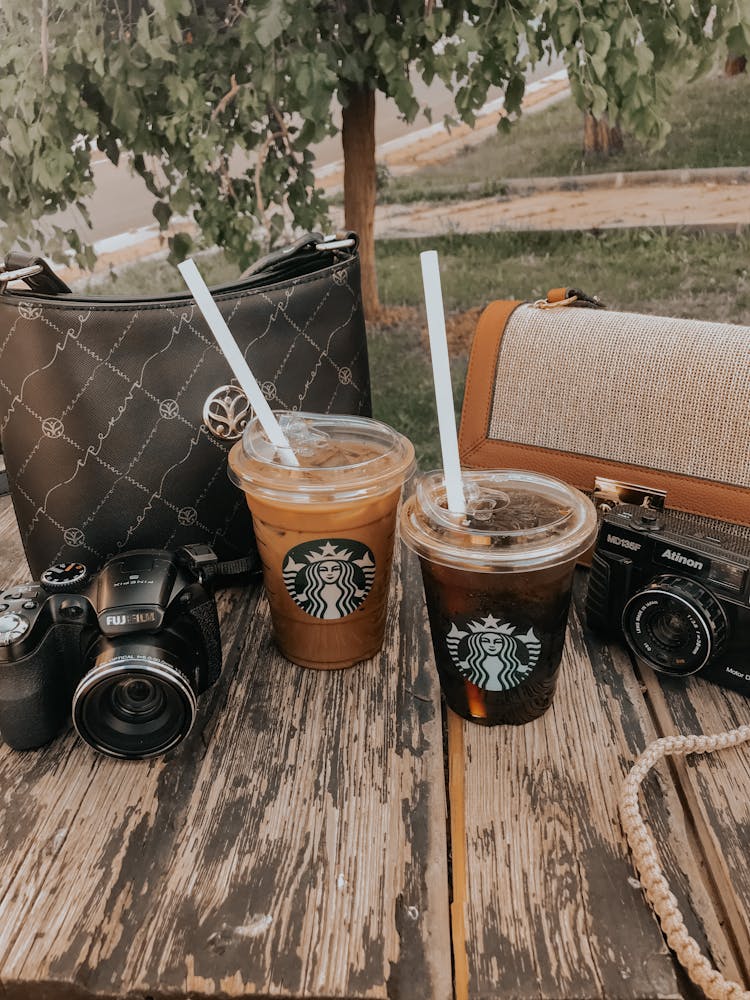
486, 304, 750, 488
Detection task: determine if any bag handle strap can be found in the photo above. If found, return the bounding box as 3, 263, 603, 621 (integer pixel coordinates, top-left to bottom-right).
620, 725, 750, 999
242, 231, 358, 277
0, 251, 72, 295
0, 233, 358, 297
533, 287, 605, 309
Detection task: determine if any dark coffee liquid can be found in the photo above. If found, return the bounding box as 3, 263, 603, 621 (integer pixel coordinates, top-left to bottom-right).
419, 558, 575, 725
463, 486, 572, 540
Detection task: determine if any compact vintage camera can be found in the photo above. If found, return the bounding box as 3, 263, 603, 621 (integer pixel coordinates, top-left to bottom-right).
0, 545, 222, 758
586, 504, 750, 696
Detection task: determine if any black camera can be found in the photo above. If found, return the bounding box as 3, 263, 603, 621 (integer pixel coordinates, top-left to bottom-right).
586, 504, 750, 695
0, 545, 222, 758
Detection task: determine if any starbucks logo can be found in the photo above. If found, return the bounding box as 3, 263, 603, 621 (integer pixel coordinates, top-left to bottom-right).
42, 417, 64, 439
446, 615, 541, 692
282, 539, 376, 620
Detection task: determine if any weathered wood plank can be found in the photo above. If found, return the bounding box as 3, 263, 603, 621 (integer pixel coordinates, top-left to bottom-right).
0, 493, 28, 585
449, 574, 745, 999
641, 663, 750, 985
0, 497, 452, 999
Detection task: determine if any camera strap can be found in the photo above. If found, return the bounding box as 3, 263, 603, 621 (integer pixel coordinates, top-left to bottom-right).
177, 543, 259, 584
620, 725, 750, 1000
204, 554, 260, 582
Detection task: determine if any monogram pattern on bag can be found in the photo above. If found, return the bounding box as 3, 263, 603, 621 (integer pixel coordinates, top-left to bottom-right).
0, 259, 370, 574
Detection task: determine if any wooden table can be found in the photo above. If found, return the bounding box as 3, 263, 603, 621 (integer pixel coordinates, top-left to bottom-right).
0, 491, 748, 1000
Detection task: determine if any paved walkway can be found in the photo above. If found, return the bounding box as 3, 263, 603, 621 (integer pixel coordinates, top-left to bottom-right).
328, 174, 750, 239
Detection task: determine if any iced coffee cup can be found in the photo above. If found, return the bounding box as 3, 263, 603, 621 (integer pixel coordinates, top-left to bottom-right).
228, 412, 415, 669
400, 470, 597, 724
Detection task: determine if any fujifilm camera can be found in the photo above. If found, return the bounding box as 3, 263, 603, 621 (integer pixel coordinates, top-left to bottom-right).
0, 546, 222, 759
586, 504, 750, 696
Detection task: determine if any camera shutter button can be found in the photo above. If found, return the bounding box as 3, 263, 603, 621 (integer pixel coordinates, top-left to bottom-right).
635, 509, 663, 530
60, 601, 84, 619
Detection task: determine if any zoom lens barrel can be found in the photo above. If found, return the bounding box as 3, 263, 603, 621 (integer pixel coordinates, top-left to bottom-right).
622, 575, 728, 676
72, 653, 197, 759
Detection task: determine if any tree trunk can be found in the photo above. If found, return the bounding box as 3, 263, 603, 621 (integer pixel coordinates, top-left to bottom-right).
583, 112, 624, 157
725, 54, 747, 76
342, 86, 379, 320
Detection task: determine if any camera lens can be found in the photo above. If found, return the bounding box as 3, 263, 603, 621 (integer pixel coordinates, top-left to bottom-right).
648, 609, 693, 649
72, 655, 197, 759
622, 575, 728, 676
110, 678, 166, 720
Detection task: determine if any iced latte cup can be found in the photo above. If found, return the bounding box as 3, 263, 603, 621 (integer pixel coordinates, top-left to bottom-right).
228, 413, 415, 669
401, 470, 597, 724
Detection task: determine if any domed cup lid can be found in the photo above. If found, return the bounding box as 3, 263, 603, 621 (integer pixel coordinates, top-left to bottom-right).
228, 411, 415, 503
400, 469, 597, 572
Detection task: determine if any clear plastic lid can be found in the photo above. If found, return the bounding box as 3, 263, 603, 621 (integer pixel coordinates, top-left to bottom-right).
400, 470, 597, 572
228, 411, 416, 502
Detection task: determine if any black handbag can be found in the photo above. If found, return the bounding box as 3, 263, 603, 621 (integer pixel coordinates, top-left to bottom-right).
0, 233, 371, 578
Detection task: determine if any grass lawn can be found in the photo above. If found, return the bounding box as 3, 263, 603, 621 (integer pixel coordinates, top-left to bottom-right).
78, 229, 750, 470
383, 72, 750, 203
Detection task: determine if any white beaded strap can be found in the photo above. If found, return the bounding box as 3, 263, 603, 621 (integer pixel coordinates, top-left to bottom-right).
619, 725, 750, 1000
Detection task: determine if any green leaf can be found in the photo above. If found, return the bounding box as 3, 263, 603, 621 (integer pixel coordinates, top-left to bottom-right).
6, 119, 30, 157
153, 201, 172, 228
505, 74, 525, 114
254, 0, 290, 47
170, 184, 193, 215
635, 45, 655, 73
556, 9, 579, 47
169, 231, 193, 261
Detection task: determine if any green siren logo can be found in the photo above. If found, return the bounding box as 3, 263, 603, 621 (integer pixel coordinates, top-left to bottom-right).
446, 615, 541, 691
282, 539, 376, 620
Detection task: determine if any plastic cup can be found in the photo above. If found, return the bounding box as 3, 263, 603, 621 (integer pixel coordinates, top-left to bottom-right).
400, 470, 597, 724
228, 412, 415, 669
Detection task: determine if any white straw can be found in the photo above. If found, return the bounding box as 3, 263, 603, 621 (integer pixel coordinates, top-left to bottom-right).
177, 259, 298, 465
420, 250, 466, 514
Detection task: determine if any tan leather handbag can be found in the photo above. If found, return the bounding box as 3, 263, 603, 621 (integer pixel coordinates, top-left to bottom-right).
459, 290, 750, 526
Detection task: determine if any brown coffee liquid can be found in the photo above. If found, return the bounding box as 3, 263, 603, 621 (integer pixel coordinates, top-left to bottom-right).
418, 557, 575, 725
244, 439, 403, 669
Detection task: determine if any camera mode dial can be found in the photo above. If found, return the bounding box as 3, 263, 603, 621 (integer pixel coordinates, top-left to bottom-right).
41, 562, 89, 593
623, 574, 728, 676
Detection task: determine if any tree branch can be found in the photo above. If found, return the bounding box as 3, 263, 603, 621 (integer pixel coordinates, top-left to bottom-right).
211, 73, 241, 120
40, 0, 49, 78
254, 130, 285, 229
268, 102, 301, 170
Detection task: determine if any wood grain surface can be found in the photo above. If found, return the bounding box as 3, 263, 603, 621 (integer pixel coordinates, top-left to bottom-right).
2, 490, 749, 1000
0, 497, 452, 999
449, 577, 750, 1000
